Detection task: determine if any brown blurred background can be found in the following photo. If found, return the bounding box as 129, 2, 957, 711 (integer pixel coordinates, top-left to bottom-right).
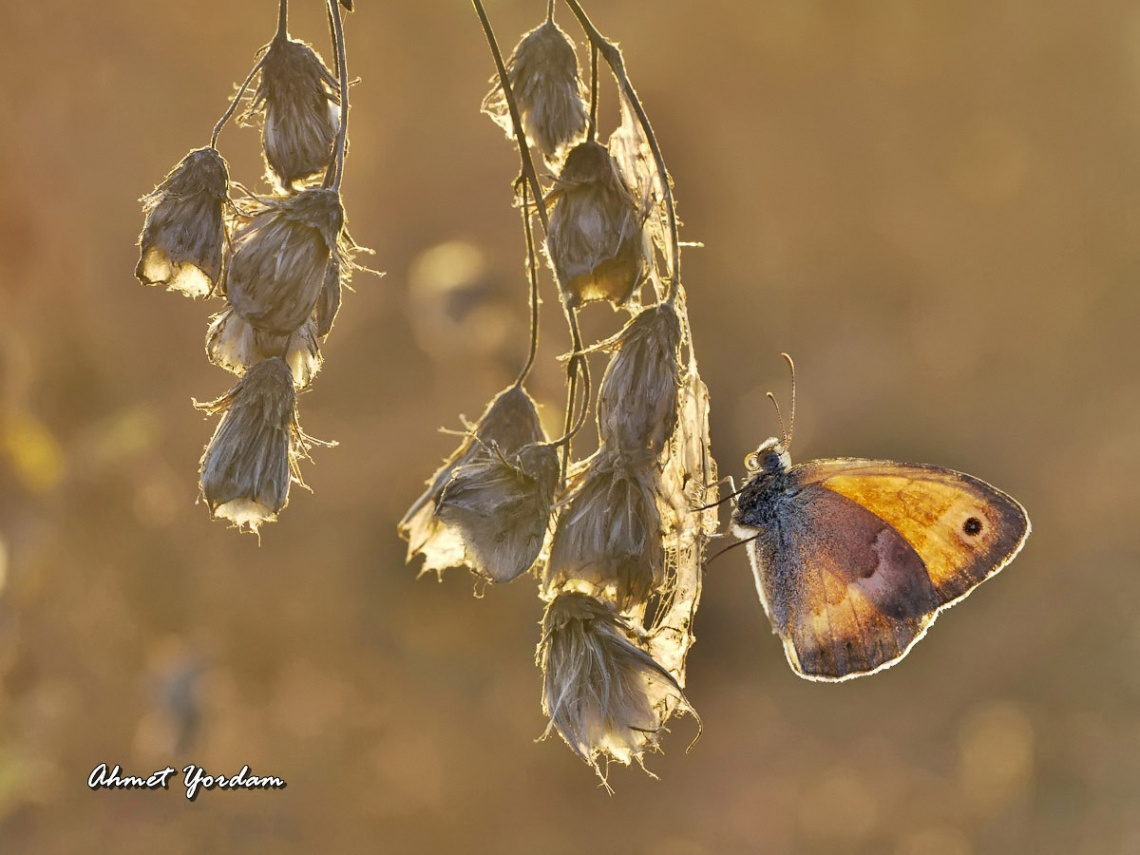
1, 0, 1138, 852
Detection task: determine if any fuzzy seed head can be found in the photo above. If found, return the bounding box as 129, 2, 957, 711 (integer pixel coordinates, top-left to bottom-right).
250, 37, 340, 188
206, 307, 322, 389
539, 592, 687, 777
482, 19, 588, 164
545, 454, 663, 611
399, 385, 549, 577
547, 141, 645, 308
597, 304, 682, 457
225, 189, 343, 336
435, 442, 560, 584
136, 147, 229, 298
197, 357, 303, 533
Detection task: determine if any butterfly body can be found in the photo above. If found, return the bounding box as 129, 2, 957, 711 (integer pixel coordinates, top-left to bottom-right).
733, 436, 1030, 682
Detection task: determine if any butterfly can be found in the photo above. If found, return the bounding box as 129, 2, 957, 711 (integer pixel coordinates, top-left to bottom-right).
731, 355, 1031, 681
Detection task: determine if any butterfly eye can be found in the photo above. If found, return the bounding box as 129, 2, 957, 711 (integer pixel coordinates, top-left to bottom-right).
744, 452, 761, 472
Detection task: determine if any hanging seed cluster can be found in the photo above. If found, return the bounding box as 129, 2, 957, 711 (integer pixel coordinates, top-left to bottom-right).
400, 2, 718, 787
135, 0, 361, 534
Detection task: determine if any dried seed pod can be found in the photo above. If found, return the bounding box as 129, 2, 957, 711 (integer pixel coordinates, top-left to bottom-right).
249, 36, 340, 188
539, 592, 687, 777
225, 188, 343, 335
545, 453, 663, 611
482, 19, 588, 163
546, 141, 644, 308
597, 303, 682, 456
197, 357, 306, 533
136, 147, 229, 298
399, 384, 548, 576
206, 307, 321, 389
435, 442, 560, 584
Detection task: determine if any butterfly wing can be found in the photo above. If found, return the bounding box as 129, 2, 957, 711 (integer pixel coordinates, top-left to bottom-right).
745, 459, 1029, 681
795, 459, 1031, 607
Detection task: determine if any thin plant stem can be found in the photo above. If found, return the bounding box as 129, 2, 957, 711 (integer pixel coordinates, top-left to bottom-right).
323, 0, 350, 192
472, 0, 586, 478
471, 0, 549, 233
210, 55, 268, 149
277, 0, 288, 39
547, 0, 555, 22
513, 181, 541, 389
587, 43, 598, 142
561, 0, 682, 302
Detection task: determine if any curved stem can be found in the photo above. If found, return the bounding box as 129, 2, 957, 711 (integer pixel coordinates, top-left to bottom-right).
474, 0, 587, 481
472, 0, 549, 234
556, 309, 589, 476
561, 0, 681, 301
210, 54, 268, 149
324, 0, 350, 191
513, 182, 541, 389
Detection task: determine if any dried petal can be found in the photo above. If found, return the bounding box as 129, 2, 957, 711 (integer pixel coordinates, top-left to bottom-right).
136, 147, 228, 298
399, 384, 548, 577
482, 19, 588, 163
197, 357, 308, 532
314, 256, 342, 338
545, 453, 662, 611
206, 307, 321, 389
435, 442, 560, 583
546, 141, 644, 308
249, 36, 340, 188
539, 592, 688, 780
597, 303, 682, 456
225, 188, 343, 335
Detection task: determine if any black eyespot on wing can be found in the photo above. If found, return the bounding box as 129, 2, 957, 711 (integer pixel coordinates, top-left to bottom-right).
963, 517, 983, 536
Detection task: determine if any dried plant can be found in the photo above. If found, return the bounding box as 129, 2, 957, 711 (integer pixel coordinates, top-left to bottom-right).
135, 0, 366, 533
400, 0, 718, 786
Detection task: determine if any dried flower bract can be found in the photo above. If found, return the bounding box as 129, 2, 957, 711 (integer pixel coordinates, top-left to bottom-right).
225, 188, 344, 336
545, 454, 663, 610
482, 19, 588, 163
136, 147, 229, 299
400, 384, 549, 578
435, 442, 560, 584
197, 357, 307, 533
206, 308, 322, 389
597, 303, 682, 456
249, 36, 340, 188
546, 141, 644, 308
539, 592, 688, 780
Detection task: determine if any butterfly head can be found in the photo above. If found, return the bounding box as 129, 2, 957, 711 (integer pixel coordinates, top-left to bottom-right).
744, 436, 791, 478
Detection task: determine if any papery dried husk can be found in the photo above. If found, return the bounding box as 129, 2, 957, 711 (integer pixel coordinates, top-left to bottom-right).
435, 442, 560, 583
225, 188, 343, 335
197, 357, 310, 533
482, 19, 588, 164
249, 36, 340, 188
596, 303, 682, 457
546, 141, 644, 308
539, 592, 689, 782
399, 384, 548, 577
206, 307, 322, 389
545, 451, 662, 612
136, 147, 229, 298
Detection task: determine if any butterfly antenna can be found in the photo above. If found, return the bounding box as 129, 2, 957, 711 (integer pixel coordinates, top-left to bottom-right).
780, 352, 796, 448
766, 392, 787, 446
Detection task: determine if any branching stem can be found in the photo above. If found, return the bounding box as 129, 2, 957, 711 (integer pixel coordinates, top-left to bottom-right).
561, 0, 681, 302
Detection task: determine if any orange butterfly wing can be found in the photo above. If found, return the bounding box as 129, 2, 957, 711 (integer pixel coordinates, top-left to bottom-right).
795, 459, 1031, 607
